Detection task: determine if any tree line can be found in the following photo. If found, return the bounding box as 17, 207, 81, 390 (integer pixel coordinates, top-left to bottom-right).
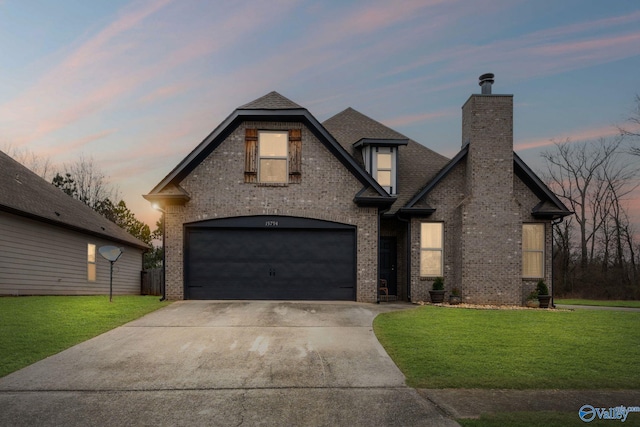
543, 96, 640, 299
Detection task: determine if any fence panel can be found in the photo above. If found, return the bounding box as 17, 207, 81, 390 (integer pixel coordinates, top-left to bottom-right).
142, 268, 163, 296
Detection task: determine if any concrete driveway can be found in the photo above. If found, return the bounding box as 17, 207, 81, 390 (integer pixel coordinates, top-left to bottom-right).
0, 301, 457, 426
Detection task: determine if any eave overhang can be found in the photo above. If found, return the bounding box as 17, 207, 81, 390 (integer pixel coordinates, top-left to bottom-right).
514, 153, 572, 219
397, 207, 436, 217
353, 187, 396, 207
142, 193, 191, 206
353, 138, 409, 148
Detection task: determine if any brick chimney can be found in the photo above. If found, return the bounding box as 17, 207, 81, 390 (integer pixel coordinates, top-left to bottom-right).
459, 74, 521, 305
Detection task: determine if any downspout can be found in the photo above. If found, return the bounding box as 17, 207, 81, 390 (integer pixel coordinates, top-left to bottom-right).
550, 216, 563, 308
160, 209, 166, 301
152, 205, 167, 302
377, 209, 382, 304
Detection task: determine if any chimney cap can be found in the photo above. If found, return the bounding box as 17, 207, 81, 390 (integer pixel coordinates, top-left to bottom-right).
479, 73, 495, 94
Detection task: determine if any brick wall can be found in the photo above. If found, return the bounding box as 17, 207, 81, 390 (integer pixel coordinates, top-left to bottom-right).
409, 94, 555, 305
163, 120, 379, 302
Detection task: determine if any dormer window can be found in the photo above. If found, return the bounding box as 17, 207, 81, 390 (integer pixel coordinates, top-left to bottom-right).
354, 138, 408, 195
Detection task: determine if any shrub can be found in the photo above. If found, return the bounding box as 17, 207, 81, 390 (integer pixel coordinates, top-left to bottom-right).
432, 277, 444, 291
536, 280, 549, 296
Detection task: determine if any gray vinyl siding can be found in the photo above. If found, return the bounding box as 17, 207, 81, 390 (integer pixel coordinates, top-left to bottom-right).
0, 211, 144, 296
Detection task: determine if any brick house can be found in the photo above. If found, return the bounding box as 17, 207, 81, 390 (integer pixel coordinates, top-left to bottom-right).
144, 76, 570, 304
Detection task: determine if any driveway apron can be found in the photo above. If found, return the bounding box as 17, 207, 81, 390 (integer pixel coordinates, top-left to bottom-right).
0, 301, 457, 426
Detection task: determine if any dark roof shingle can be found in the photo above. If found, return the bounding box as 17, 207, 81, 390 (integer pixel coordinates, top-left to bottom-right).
238, 91, 304, 110
323, 107, 450, 213
0, 150, 149, 249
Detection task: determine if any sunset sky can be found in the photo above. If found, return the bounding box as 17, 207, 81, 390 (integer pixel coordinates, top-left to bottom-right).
1, 0, 639, 228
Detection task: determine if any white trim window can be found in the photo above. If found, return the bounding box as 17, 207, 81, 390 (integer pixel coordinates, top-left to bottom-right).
420, 222, 443, 276
87, 243, 96, 281
362, 146, 398, 195
258, 131, 288, 183
522, 223, 545, 278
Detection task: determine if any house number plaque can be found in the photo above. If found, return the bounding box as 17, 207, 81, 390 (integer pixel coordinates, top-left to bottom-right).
265, 220, 279, 227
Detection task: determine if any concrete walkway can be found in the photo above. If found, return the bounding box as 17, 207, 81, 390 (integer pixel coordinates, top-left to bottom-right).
0, 301, 457, 426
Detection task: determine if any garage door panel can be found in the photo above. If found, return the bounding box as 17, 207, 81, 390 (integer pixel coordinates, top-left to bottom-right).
185, 224, 355, 300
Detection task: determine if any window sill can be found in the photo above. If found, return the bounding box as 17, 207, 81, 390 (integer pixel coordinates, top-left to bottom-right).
255, 183, 288, 187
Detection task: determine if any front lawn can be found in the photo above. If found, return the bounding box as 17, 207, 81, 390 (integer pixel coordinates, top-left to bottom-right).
0, 295, 171, 378
457, 411, 638, 427
555, 299, 640, 308
373, 305, 640, 389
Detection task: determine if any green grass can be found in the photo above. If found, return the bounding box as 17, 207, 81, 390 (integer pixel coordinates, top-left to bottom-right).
373, 306, 640, 389
457, 411, 640, 427
0, 295, 171, 378
555, 299, 640, 308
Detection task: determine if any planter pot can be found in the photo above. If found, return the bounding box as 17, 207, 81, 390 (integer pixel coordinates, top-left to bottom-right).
538, 295, 552, 309
449, 295, 462, 305
525, 299, 539, 308
429, 290, 445, 304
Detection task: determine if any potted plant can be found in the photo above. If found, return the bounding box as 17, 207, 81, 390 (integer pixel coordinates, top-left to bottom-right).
536, 280, 551, 309
449, 287, 462, 305
525, 290, 539, 308
429, 277, 445, 304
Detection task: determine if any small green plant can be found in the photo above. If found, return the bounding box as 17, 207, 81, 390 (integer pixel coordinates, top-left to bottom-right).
432, 277, 444, 291
527, 290, 538, 300
536, 280, 549, 296
451, 287, 461, 296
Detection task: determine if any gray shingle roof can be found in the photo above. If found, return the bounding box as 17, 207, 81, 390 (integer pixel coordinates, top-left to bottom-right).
323, 107, 450, 213
239, 91, 304, 110
0, 150, 149, 249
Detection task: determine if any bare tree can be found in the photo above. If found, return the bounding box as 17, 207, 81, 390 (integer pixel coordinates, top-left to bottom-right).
63, 154, 119, 209
619, 94, 640, 156
542, 138, 621, 269
543, 137, 640, 297
1, 144, 53, 180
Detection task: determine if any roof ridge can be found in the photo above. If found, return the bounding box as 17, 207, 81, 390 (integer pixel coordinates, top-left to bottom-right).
238, 91, 304, 110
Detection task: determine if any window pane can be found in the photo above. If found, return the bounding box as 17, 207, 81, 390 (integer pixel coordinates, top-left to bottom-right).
523, 224, 544, 250
377, 170, 391, 186
259, 159, 287, 182
523, 252, 543, 277
420, 251, 442, 276
377, 153, 392, 169
420, 223, 442, 248
88, 263, 96, 281
87, 244, 96, 263
259, 131, 287, 157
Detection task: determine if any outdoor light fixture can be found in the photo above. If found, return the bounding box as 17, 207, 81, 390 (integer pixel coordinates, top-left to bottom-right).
99, 246, 123, 302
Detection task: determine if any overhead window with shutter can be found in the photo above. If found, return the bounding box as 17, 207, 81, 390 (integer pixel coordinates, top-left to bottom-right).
244, 128, 302, 184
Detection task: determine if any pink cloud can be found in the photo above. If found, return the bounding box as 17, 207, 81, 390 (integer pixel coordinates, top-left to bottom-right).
45, 129, 117, 159
515, 125, 622, 151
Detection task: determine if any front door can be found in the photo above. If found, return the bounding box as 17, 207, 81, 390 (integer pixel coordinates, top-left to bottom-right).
380, 237, 397, 297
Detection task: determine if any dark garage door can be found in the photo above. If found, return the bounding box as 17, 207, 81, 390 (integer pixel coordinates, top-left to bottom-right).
185, 217, 356, 300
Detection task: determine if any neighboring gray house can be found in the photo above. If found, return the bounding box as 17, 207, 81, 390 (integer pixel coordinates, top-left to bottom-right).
0, 150, 149, 296
144, 76, 570, 305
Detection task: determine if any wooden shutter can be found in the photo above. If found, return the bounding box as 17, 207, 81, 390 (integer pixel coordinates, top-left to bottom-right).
244, 129, 258, 183
288, 129, 302, 183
